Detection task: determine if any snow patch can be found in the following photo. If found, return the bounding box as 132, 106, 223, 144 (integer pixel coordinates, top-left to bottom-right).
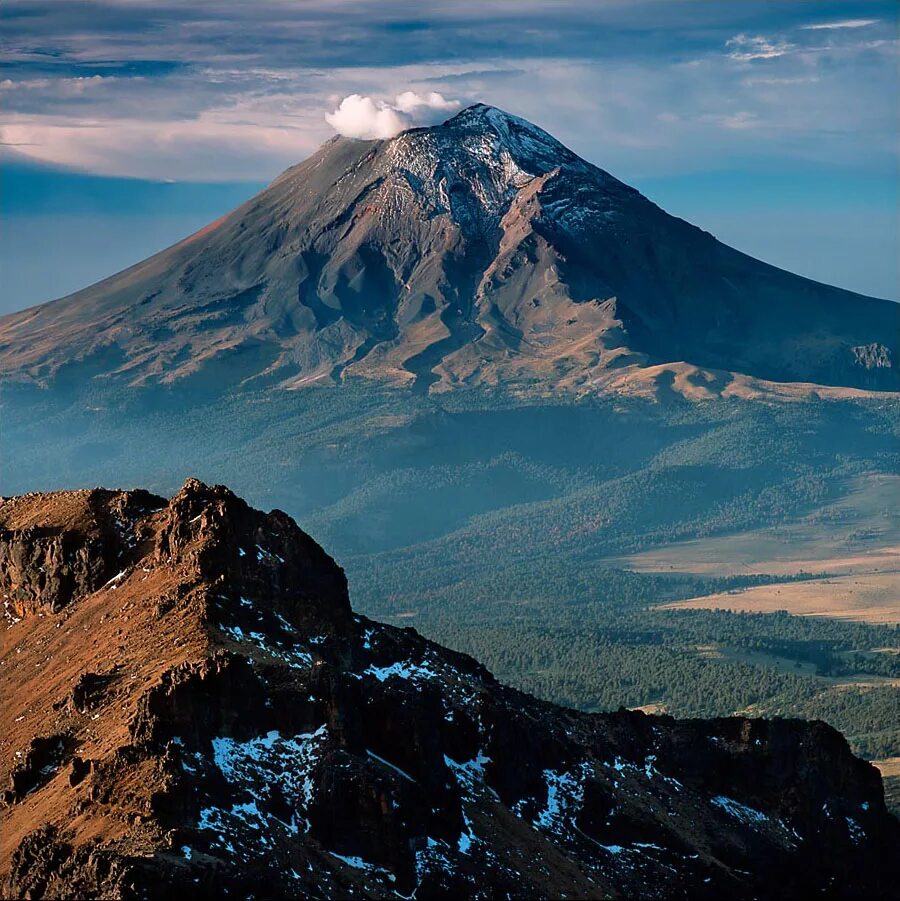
198, 725, 328, 852
457, 810, 478, 854
255, 543, 285, 564
444, 750, 491, 798
367, 749, 416, 783
219, 623, 313, 669
103, 569, 128, 590
328, 852, 398, 885
359, 660, 438, 683
527, 762, 592, 836
846, 816, 865, 844
711, 795, 771, 827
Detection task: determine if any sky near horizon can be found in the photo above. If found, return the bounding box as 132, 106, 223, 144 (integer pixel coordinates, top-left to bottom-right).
1, 0, 897, 312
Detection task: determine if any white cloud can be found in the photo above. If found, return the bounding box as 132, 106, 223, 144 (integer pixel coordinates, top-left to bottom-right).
721, 110, 762, 130
0, 111, 322, 181
801, 19, 879, 31
0, 75, 119, 95
726, 34, 795, 61
741, 75, 820, 87
325, 91, 459, 139
394, 90, 458, 115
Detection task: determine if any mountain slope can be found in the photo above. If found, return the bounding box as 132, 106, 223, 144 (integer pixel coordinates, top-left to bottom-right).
0, 104, 896, 397
2, 479, 898, 900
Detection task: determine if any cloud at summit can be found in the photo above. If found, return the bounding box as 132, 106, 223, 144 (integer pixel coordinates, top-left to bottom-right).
325, 92, 459, 139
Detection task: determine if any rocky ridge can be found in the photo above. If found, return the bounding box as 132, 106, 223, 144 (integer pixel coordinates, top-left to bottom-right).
1, 480, 898, 899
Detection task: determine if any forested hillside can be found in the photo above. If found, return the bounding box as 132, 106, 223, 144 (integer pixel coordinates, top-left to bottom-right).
3, 381, 898, 790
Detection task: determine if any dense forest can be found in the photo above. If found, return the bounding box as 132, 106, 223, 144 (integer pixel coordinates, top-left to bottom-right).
364, 574, 900, 761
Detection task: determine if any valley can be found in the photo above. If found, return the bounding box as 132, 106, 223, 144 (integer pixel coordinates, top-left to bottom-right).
2, 105, 897, 835
4, 382, 897, 786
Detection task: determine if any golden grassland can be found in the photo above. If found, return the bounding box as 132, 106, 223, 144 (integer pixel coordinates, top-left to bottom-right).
606, 472, 898, 625
662, 572, 899, 625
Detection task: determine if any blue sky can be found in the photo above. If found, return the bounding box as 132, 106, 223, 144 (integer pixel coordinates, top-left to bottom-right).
1, 0, 897, 312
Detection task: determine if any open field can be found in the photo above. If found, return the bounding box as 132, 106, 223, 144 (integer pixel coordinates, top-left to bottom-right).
875, 757, 900, 779
662, 572, 900, 624
874, 758, 900, 818
611, 472, 899, 579
605, 472, 899, 624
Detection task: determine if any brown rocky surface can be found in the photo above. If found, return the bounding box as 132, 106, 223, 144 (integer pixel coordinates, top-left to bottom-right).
1, 479, 898, 899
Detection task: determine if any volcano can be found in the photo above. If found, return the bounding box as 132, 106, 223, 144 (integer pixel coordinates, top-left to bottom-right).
0, 104, 896, 398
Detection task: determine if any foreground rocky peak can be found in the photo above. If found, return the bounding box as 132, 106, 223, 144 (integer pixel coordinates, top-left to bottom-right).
0, 479, 349, 627
2, 481, 897, 899
1, 106, 896, 400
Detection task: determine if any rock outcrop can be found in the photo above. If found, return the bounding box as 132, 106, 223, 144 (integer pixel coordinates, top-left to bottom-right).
2, 480, 898, 899
0, 488, 163, 619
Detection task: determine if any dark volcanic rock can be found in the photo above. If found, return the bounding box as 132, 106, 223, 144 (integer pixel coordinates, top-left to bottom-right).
1, 480, 898, 899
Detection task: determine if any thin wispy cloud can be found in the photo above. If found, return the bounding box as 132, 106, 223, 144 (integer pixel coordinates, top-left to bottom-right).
720, 111, 762, 130
726, 34, 795, 61
0, 0, 896, 182
801, 19, 879, 30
